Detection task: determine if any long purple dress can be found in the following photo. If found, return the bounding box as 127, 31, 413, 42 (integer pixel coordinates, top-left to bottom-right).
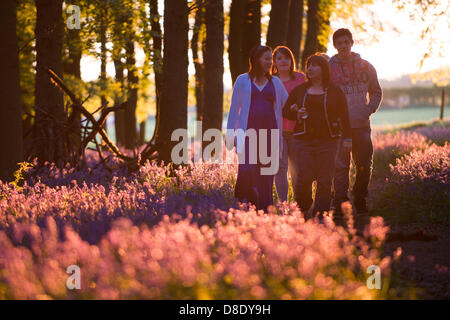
235, 80, 277, 211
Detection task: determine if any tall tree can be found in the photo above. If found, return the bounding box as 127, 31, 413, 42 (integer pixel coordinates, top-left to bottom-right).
229, 0, 261, 84
302, 0, 332, 68
241, 0, 261, 72
148, 0, 163, 144
228, 0, 246, 84
98, 0, 109, 134
33, 0, 65, 163
302, 0, 319, 68
122, 2, 138, 150
63, 3, 83, 148
156, 0, 189, 163
109, 0, 138, 149
203, 0, 224, 154
266, 0, 290, 49
138, 0, 156, 146
286, 0, 304, 70
111, 2, 126, 146
112, 51, 126, 146
191, 2, 205, 121
124, 37, 138, 149
0, 0, 23, 181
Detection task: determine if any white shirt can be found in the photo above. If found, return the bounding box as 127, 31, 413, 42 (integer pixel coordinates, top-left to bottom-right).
253, 79, 268, 91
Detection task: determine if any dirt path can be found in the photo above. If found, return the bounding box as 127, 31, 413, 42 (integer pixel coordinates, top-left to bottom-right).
365, 176, 450, 299
383, 223, 450, 299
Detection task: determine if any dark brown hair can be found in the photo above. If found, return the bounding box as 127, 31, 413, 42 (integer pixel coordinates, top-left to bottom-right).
272, 46, 297, 80
332, 28, 353, 45
248, 45, 273, 81
305, 53, 331, 87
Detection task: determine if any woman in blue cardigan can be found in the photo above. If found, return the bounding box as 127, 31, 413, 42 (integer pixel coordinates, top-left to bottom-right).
226, 45, 288, 211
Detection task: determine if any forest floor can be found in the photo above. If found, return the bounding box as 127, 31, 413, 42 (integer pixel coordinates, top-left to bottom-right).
367, 177, 450, 299
274, 118, 450, 299
1, 118, 448, 299
363, 119, 450, 299
305, 187, 450, 299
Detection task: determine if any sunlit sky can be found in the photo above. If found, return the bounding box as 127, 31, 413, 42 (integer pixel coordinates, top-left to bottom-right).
81, 0, 449, 89
328, 0, 449, 80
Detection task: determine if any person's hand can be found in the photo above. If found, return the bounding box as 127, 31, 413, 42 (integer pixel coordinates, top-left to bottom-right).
296, 107, 307, 121
290, 103, 299, 112
342, 139, 352, 150
298, 106, 307, 116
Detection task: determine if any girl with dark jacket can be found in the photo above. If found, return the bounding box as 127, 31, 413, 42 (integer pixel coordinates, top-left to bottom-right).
282, 53, 351, 215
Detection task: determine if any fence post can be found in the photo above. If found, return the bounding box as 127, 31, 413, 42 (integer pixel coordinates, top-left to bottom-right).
440, 88, 445, 120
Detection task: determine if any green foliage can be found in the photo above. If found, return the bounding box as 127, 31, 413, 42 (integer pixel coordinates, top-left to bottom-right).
317, 0, 334, 52
11, 161, 34, 189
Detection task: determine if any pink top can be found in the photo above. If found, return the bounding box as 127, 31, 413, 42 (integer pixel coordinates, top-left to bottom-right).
281, 72, 306, 132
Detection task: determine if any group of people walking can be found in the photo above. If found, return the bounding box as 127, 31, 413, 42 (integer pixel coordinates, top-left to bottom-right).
227, 28, 383, 218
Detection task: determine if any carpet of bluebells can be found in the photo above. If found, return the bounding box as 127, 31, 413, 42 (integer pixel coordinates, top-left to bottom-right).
382, 143, 450, 222
0, 120, 448, 299
372, 121, 450, 223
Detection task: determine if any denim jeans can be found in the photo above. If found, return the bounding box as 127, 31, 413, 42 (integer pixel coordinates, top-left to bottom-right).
333, 127, 374, 202
290, 138, 339, 213
275, 134, 297, 202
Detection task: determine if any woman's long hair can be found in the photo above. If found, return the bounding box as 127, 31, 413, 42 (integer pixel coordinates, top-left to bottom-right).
272, 46, 297, 80
248, 45, 273, 81
305, 53, 331, 87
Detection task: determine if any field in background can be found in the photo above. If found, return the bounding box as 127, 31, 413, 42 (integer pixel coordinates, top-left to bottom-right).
371, 106, 446, 127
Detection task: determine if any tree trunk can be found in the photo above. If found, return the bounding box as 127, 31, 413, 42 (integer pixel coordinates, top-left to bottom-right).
139, 121, 146, 145
33, 0, 65, 164
100, 7, 108, 134
63, 34, 82, 79
63, 26, 82, 148
229, 0, 261, 84
266, 0, 290, 49
149, 0, 163, 144
203, 0, 224, 157
302, 0, 319, 68
113, 56, 126, 146
241, 0, 261, 75
286, 0, 304, 70
0, 0, 23, 181
302, 0, 331, 69
156, 0, 189, 163
138, 0, 153, 145
125, 39, 138, 150
228, 0, 246, 84
112, 6, 126, 147
191, 3, 205, 121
